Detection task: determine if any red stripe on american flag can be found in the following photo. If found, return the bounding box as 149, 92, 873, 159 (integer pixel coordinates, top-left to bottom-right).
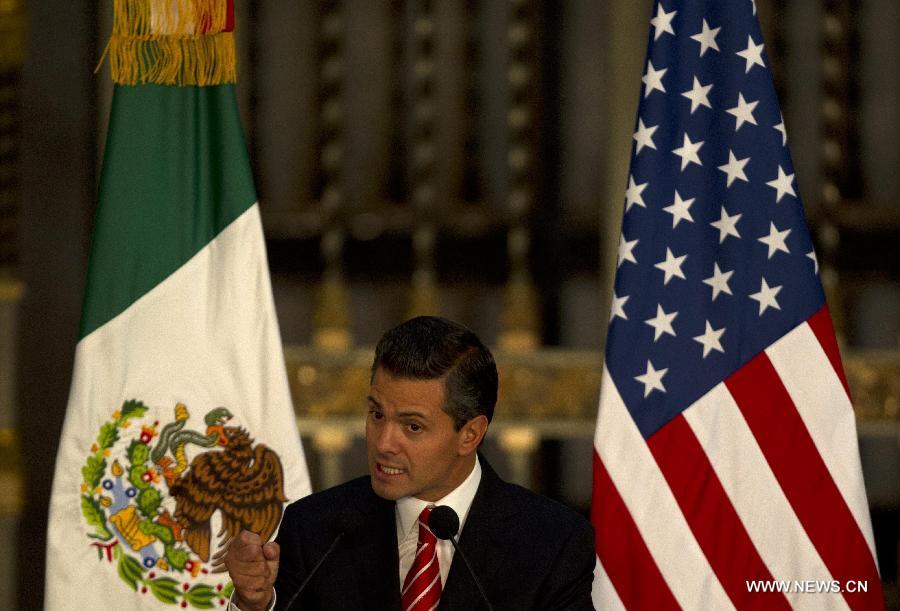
591, 450, 680, 610
807, 305, 851, 398
646, 414, 792, 610
726, 353, 884, 610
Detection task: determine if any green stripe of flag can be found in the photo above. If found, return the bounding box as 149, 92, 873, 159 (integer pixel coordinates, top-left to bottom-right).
80, 83, 256, 338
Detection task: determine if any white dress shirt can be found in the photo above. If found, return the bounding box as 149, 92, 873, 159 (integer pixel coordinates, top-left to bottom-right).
395, 454, 482, 589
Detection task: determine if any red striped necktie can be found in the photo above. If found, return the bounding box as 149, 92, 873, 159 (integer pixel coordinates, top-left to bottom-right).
401, 506, 442, 611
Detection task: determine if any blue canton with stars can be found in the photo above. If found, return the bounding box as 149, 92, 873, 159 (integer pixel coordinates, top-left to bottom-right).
606, 0, 825, 439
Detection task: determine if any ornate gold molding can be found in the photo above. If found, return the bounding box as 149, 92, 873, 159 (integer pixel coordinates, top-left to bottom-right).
285, 347, 370, 418
844, 352, 900, 420
285, 346, 900, 422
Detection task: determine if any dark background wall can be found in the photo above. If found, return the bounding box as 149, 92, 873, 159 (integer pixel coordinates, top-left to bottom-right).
17, 2, 96, 609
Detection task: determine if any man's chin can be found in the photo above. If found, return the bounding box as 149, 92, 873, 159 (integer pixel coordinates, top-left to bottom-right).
370, 476, 406, 500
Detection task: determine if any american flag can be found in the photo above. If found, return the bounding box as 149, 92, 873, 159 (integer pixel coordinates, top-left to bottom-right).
590, 1, 884, 609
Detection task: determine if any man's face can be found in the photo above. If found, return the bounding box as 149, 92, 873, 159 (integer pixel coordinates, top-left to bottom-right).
366, 367, 483, 502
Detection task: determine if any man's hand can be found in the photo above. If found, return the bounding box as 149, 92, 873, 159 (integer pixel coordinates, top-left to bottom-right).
224, 530, 280, 611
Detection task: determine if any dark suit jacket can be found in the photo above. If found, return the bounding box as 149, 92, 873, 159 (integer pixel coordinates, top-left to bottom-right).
272, 457, 596, 610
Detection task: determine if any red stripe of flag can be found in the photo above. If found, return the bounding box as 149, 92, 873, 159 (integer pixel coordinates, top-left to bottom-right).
225, 0, 235, 33
591, 450, 680, 611
807, 305, 851, 397
646, 415, 792, 610
199, 0, 234, 34
726, 353, 884, 610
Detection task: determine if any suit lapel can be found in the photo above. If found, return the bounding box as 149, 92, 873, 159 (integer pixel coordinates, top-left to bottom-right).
440, 457, 517, 610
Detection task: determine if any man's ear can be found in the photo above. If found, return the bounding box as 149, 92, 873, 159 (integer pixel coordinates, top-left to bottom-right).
458, 415, 489, 456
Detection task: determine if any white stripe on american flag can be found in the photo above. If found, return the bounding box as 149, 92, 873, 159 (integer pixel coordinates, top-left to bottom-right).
726, 346, 882, 609
594, 367, 735, 610
765, 323, 876, 558
591, 558, 626, 611
683, 384, 848, 610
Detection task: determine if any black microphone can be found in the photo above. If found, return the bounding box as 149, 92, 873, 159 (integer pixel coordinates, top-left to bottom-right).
429, 505, 494, 611
283, 506, 364, 610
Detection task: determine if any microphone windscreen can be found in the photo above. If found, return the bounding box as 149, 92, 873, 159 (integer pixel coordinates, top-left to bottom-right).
334, 506, 365, 541
428, 505, 459, 540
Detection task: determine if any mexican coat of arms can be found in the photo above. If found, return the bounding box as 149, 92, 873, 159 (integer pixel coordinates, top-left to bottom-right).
80, 400, 287, 608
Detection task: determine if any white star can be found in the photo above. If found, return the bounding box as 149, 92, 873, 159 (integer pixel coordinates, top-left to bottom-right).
642, 61, 667, 98
624, 175, 648, 212
682, 77, 713, 114
617, 235, 638, 267
663, 190, 695, 228
774, 114, 787, 146
645, 304, 678, 341
635, 360, 668, 398
650, 4, 677, 40
758, 222, 792, 259
736, 35, 765, 73
610, 292, 629, 321
726, 93, 759, 130
703, 263, 734, 300
807, 250, 819, 274
766, 165, 796, 202
672, 133, 704, 171
694, 321, 726, 358
633, 118, 658, 154
690, 19, 721, 56
717, 149, 750, 187
710, 206, 742, 243
654, 247, 687, 284
749, 277, 782, 315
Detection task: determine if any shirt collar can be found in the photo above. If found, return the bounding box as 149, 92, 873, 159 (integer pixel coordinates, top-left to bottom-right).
396, 454, 482, 540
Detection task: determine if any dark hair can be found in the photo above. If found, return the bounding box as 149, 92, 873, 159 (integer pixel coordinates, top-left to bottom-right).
371, 316, 498, 429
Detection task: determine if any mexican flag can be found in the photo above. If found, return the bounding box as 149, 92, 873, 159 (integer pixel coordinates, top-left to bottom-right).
45, 2, 311, 608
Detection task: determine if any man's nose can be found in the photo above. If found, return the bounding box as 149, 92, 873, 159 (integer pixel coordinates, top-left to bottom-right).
373, 422, 401, 454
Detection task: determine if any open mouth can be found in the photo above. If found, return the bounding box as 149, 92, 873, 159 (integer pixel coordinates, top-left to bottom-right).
376, 463, 406, 476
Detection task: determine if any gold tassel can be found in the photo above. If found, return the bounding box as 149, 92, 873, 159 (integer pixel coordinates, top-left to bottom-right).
102, 0, 235, 86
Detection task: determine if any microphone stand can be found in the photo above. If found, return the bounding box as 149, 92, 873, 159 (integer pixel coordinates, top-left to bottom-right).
283, 531, 345, 610
444, 534, 495, 611
429, 505, 494, 611
283, 507, 363, 610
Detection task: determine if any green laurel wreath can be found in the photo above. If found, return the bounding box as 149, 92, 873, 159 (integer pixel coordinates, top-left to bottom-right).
79, 399, 235, 608
115, 544, 233, 608
80, 399, 147, 541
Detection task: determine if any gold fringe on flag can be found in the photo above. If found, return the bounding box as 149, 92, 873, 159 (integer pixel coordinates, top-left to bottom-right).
103, 0, 236, 86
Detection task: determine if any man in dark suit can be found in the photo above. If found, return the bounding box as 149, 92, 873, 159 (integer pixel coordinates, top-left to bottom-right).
225, 316, 596, 610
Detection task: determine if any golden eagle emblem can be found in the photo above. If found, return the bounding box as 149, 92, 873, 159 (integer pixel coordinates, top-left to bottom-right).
152, 405, 287, 571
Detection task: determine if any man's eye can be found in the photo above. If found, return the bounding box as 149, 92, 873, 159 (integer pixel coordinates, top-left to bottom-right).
408, 423, 422, 432
369, 410, 383, 420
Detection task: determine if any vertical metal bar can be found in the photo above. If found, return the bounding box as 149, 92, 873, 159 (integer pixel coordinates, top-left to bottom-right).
818, 0, 854, 340
407, 0, 440, 318
314, 0, 352, 350
461, 0, 482, 205
500, 0, 539, 352
2, 2, 28, 607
